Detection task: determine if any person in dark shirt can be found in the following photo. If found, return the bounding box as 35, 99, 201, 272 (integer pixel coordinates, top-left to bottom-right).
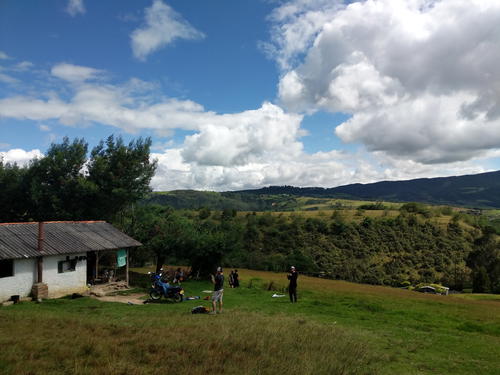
287, 266, 298, 303
211, 267, 224, 314
233, 269, 239, 288
173, 268, 184, 284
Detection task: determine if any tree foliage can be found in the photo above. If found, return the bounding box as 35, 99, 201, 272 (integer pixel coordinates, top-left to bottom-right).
27, 137, 90, 221
0, 135, 156, 222
122, 207, 497, 291
467, 227, 500, 293
0, 160, 29, 222
123, 205, 236, 276
87, 136, 156, 220
123, 205, 193, 272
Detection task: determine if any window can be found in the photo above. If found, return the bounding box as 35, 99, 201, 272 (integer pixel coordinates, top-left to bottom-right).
0, 259, 14, 278
58, 259, 77, 273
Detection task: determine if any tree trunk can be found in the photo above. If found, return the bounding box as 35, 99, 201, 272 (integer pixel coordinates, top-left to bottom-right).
156, 255, 165, 274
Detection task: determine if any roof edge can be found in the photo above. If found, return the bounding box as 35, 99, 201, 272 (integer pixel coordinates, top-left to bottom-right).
0, 220, 107, 226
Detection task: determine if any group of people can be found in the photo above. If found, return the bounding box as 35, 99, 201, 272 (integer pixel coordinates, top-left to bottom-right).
210, 265, 299, 314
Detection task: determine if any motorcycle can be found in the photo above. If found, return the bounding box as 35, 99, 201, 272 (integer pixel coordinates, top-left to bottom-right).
148, 270, 184, 302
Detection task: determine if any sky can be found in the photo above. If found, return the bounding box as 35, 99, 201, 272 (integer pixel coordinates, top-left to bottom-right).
1, 0, 500, 191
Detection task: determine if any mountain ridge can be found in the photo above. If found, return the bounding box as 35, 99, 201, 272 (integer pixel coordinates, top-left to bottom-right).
146, 170, 500, 209
235, 170, 500, 207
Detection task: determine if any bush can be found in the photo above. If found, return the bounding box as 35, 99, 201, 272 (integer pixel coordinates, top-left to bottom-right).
400, 202, 432, 217
358, 202, 386, 210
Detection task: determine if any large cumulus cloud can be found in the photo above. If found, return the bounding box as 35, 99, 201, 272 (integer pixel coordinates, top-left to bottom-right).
274, 0, 500, 163
181, 103, 303, 166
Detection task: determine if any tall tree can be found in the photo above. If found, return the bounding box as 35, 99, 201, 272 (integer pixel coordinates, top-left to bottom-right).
0, 160, 29, 222
187, 222, 229, 277
27, 137, 91, 221
128, 205, 194, 272
87, 135, 157, 221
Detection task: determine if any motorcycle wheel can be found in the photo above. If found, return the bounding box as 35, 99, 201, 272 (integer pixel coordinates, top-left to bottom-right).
150, 290, 162, 300
173, 293, 183, 303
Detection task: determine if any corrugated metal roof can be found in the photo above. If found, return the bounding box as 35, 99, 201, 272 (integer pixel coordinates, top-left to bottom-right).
0, 221, 141, 260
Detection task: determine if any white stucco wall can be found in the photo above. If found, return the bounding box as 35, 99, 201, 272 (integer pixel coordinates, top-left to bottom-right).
0, 258, 36, 302
44, 254, 88, 298
0, 253, 88, 302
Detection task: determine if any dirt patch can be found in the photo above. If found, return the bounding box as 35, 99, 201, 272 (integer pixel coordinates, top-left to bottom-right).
87, 282, 147, 305
91, 293, 147, 305
88, 281, 130, 296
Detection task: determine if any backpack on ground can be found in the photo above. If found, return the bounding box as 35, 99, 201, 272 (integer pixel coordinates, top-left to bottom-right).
191, 306, 209, 314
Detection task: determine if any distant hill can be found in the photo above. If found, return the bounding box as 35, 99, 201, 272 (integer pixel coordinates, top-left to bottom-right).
145, 170, 500, 209
143, 190, 281, 211
239, 170, 500, 208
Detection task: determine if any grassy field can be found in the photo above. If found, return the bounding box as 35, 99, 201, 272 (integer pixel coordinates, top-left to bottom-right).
1, 268, 499, 375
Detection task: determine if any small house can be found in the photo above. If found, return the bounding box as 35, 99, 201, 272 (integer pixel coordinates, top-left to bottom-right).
0, 221, 141, 302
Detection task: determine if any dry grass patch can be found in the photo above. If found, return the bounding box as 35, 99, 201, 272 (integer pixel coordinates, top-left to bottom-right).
0, 305, 377, 375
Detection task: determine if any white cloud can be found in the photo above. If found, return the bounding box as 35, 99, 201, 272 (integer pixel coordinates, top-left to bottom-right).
131, 0, 205, 61
66, 0, 85, 17
39, 124, 51, 132
1, 142, 489, 191
265, 0, 343, 70
14, 61, 34, 71
0, 73, 19, 85
0, 63, 306, 157
0, 66, 206, 132
0, 63, 304, 172
0, 59, 33, 85
0, 95, 68, 122
51, 63, 103, 83
271, 0, 500, 164
181, 103, 303, 166
0, 149, 43, 166
150, 145, 492, 191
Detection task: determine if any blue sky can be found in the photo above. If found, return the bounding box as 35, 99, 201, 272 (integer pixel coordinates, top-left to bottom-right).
1, 0, 500, 191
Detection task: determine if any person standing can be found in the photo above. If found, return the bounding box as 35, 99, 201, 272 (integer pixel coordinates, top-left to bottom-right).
228, 270, 234, 288
287, 266, 298, 303
211, 267, 224, 314
173, 268, 183, 284
233, 269, 239, 288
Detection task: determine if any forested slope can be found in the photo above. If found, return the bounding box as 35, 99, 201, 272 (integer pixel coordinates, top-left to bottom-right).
223, 213, 476, 290
127, 206, 499, 293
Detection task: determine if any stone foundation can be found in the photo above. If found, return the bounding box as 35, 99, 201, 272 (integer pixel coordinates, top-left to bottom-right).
31, 283, 49, 300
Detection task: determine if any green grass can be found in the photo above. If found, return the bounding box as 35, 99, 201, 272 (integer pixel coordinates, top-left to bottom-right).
1, 269, 499, 375
451, 293, 500, 302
